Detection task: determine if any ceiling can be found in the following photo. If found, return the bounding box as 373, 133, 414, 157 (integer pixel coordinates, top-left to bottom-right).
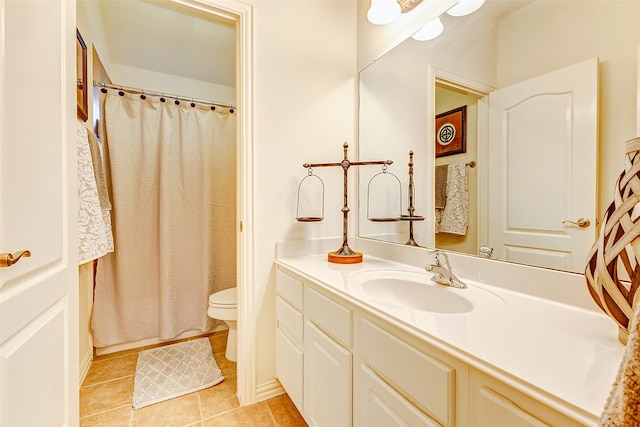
99, 0, 236, 88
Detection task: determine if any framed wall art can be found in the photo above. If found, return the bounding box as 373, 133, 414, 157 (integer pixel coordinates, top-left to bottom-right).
76, 28, 88, 122
435, 105, 466, 157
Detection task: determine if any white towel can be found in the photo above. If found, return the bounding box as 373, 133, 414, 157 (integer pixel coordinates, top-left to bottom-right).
435, 163, 469, 235
600, 302, 640, 426
77, 122, 114, 264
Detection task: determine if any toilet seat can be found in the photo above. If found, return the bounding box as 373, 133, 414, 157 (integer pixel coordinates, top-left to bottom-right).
209, 288, 237, 308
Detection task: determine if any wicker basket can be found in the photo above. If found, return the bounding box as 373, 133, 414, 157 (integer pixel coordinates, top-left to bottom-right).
585, 137, 640, 344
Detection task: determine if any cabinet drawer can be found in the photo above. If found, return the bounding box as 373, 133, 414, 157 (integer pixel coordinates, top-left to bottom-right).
276, 268, 303, 310
276, 296, 303, 344
275, 328, 303, 412
306, 286, 352, 347
360, 318, 455, 427
358, 364, 439, 427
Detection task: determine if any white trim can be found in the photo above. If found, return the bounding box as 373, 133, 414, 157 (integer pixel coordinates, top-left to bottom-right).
168, 0, 255, 406
79, 351, 92, 386
476, 96, 490, 247
255, 380, 286, 402
427, 66, 493, 249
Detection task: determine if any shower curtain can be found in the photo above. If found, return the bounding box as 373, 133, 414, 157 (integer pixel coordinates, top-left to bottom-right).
92, 90, 236, 347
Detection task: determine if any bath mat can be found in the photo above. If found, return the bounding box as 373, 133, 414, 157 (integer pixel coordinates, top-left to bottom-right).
132, 337, 224, 409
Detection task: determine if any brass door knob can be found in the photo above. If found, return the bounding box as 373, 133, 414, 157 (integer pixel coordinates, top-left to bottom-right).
0, 250, 31, 268
562, 218, 591, 228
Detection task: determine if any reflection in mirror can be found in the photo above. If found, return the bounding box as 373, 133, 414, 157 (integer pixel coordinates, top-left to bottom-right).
358, 0, 640, 273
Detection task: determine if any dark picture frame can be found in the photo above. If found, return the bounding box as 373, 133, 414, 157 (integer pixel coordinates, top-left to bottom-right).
435, 105, 466, 157
76, 28, 88, 122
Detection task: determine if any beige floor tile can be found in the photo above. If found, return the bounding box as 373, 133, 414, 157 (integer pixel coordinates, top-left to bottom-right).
84, 354, 138, 386
209, 331, 228, 355
199, 376, 240, 418
265, 394, 307, 427
202, 402, 275, 426
80, 405, 132, 427
214, 354, 237, 378
80, 376, 135, 418
132, 393, 200, 427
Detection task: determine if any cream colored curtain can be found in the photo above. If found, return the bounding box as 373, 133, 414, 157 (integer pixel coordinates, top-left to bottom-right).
92, 91, 236, 347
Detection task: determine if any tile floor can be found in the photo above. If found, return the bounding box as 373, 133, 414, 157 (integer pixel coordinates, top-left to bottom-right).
80, 331, 308, 426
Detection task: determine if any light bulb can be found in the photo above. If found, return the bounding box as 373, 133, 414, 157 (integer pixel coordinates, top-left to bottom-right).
411, 17, 444, 41
447, 0, 485, 17
367, 0, 401, 25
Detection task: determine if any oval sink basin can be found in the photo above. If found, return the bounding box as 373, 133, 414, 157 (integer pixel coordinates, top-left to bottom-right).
361, 277, 473, 313
348, 270, 504, 314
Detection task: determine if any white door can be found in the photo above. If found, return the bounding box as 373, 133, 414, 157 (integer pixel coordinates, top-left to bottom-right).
486, 58, 598, 272
0, 1, 78, 426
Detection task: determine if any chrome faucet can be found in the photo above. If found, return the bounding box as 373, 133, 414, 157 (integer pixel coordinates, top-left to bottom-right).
425, 251, 468, 289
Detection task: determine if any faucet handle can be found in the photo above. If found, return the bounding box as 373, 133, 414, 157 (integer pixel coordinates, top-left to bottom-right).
431, 250, 450, 268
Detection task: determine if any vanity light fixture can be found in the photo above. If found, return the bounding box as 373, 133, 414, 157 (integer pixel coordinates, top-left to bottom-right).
411, 17, 444, 41
367, 0, 423, 25
410, 0, 485, 41
447, 0, 485, 17
367, 0, 401, 25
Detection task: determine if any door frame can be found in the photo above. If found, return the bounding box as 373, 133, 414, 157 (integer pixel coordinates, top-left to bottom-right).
426, 66, 494, 249
167, 0, 255, 405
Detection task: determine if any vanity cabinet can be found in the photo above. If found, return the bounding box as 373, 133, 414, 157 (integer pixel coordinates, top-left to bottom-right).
275, 264, 589, 427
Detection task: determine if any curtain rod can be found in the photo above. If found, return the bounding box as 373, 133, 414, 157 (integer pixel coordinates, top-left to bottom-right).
94, 81, 235, 111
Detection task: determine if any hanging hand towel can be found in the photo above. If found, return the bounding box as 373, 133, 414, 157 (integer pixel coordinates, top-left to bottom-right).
435, 163, 469, 235
86, 129, 111, 211
77, 122, 114, 264
435, 164, 448, 209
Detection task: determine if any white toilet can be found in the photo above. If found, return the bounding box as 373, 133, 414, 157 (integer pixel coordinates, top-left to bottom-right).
207, 287, 237, 362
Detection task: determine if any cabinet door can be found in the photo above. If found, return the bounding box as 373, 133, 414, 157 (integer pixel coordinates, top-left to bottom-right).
275, 328, 304, 413
304, 321, 352, 427
470, 369, 584, 427
473, 385, 549, 427
358, 364, 440, 427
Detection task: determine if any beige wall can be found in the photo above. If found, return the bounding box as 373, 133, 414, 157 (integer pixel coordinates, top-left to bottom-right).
248, 0, 357, 388
108, 63, 236, 105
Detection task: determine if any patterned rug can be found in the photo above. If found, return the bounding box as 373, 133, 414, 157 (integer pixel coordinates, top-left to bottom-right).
132, 337, 224, 409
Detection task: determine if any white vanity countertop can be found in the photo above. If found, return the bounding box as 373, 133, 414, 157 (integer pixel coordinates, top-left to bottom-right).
275, 253, 626, 426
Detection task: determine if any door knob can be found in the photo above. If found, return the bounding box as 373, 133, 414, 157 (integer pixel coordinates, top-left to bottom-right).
562, 218, 591, 228
0, 250, 31, 268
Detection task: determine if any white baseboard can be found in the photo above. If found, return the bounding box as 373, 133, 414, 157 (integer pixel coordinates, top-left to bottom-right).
79, 349, 93, 386
254, 379, 285, 402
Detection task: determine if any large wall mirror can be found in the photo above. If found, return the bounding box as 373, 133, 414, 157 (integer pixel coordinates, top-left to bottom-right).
358, 0, 640, 273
